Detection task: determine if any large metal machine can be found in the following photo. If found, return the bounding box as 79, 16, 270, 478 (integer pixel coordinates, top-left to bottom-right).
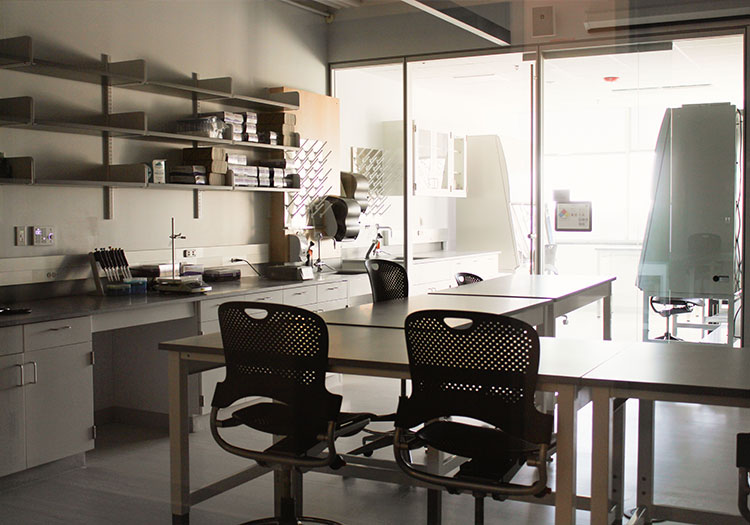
636, 103, 742, 342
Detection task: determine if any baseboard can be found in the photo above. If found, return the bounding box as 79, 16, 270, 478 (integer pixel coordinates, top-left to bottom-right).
0, 454, 85, 490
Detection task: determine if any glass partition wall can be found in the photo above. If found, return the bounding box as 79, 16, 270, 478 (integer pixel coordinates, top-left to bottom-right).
331, 63, 406, 277
331, 30, 745, 345
542, 34, 744, 343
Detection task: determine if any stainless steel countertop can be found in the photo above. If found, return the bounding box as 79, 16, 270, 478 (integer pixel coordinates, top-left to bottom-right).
0, 273, 351, 328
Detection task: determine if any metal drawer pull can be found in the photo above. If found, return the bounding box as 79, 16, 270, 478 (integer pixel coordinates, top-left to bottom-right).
292, 292, 305, 296
29, 361, 38, 384
258, 296, 272, 301
15, 364, 24, 387
48, 325, 72, 331
326, 287, 338, 291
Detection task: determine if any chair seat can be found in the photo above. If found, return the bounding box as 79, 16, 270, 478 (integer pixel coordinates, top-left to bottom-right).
418, 420, 539, 464
230, 402, 371, 455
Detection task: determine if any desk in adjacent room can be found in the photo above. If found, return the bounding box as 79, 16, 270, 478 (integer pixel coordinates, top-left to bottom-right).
430, 274, 615, 339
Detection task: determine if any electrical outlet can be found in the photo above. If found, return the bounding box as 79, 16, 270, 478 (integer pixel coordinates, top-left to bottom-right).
32, 225, 55, 246
183, 249, 197, 258
14, 226, 27, 246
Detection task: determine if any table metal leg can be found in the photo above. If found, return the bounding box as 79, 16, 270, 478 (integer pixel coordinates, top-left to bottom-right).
636, 400, 655, 521
556, 384, 578, 525
603, 294, 612, 341
169, 352, 190, 522
539, 304, 557, 337
591, 387, 613, 524
426, 446, 442, 525
612, 399, 627, 523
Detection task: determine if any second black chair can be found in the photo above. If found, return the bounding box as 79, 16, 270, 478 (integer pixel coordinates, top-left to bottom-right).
395, 310, 553, 525
210, 302, 370, 525
364, 259, 408, 302
455, 272, 483, 286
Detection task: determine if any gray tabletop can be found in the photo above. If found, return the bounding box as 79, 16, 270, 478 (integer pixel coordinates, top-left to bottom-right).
581, 341, 750, 398
430, 274, 616, 301
319, 294, 550, 329
160, 327, 626, 386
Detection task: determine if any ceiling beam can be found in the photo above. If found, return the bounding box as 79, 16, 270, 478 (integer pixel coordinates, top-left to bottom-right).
399, 0, 510, 46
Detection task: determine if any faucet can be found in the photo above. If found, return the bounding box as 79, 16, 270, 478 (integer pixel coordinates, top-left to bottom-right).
365, 224, 392, 259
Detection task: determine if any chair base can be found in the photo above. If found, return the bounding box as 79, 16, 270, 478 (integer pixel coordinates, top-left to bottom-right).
240, 517, 342, 525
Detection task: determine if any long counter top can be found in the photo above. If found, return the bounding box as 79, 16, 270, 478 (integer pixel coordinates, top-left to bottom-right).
0, 273, 351, 328
0, 250, 501, 328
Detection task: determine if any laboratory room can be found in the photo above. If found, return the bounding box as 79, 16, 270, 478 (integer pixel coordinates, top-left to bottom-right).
0, 1, 749, 524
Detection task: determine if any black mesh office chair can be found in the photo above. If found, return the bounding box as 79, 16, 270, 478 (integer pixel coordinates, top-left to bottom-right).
364, 259, 409, 303
350, 259, 415, 457
455, 272, 483, 286
395, 310, 553, 525
211, 302, 370, 525
738, 433, 750, 522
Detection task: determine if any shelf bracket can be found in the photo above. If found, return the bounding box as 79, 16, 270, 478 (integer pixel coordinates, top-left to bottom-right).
104, 186, 114, 220
193, 189, 202, 219
102, 54, 114, 220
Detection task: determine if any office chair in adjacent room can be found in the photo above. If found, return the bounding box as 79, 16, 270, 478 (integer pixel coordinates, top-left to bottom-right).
364, 259, 409, 303
739, 433, 750, 522
455, 272, 483, 286
649, 296, 703, 341
395, 310, 553, 525
210, 302, 370, 525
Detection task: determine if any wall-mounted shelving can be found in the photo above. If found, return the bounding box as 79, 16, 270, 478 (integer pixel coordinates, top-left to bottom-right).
0, 96, 298, 152
0, 36, 299, 112
0, 36, 303, 219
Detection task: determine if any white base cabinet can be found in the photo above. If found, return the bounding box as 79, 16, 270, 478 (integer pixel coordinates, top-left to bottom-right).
0, 318, 94, 478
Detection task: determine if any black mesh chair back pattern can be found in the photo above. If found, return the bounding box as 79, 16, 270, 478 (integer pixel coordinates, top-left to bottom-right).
738, 433, 750, 521
455, 272, 483, 286
394, 310, 553, 523
210, 301, 347, 525
365, 259, 408, 302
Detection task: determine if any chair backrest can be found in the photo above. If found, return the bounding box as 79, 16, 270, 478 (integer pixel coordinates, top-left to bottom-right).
455, 272, 483, 286
399, 309, 552, 445
365, 259, 408, 303
213, 301, 340, 424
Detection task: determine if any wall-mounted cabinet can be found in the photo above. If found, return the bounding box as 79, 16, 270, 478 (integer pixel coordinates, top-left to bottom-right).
0, 36, 301, 205
412, 121, 467, 197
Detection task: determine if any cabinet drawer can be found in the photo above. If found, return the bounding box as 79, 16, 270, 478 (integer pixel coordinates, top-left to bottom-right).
199, 297, 231, 323
0, 326, 23, 356
246, 289, 283, 304
283, 286, 317, 307
24, 317, 91, 351
411, 261, 450, 285
313, 298, 348, 313
317, 282, 347, 303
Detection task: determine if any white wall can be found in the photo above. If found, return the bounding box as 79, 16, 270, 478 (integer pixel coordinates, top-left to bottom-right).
0, 0, 327, 288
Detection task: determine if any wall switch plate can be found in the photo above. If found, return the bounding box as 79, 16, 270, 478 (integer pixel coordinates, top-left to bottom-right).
14, 226, 27, 246
32, 225, 55, 245
532, 6, 555, 37
183, 249, 197, 258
